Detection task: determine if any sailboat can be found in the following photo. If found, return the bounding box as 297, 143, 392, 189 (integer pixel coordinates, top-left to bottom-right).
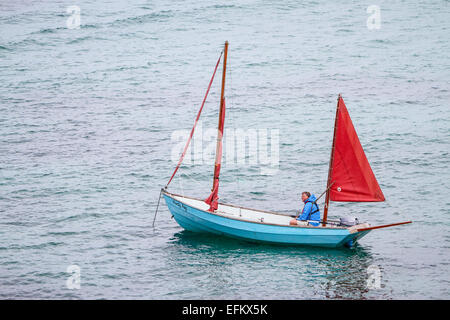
156, 41, 411, 248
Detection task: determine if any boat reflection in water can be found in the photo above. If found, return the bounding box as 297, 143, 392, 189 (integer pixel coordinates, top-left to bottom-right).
164, 230, 378, 299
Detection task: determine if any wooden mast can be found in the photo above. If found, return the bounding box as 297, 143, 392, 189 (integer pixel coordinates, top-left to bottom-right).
323, 94, 341, 226
211, 41, 228, 192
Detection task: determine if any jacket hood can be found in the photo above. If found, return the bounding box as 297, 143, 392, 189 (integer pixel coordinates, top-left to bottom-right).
304, 194, 317, 203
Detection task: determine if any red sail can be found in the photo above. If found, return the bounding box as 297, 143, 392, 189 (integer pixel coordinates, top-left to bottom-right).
204, 182, 219, 211
205, 99, 226, 211
205, 42, 228, 212
329, 96, 385, 202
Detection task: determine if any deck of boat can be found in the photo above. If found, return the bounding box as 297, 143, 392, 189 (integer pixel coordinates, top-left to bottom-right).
163, 190, 369, 231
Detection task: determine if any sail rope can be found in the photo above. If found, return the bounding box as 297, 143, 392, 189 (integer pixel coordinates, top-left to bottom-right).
165, 51, 223, 188
152, 51, 223, 227
228, 54, 241, 198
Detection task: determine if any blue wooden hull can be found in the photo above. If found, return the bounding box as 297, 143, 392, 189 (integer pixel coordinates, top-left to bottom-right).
163, 193, 370, 248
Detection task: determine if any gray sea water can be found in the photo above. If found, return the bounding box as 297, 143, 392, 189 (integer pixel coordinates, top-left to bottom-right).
1, 0, 449, 299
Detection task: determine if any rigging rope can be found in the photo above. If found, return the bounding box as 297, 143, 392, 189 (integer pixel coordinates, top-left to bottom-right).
165, 51, 223, 188
152, 188, 163, 228
153, 51, 223, 227
228, 49, 240, 196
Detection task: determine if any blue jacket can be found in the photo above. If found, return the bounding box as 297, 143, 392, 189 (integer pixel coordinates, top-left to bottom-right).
297, 194, 321, 226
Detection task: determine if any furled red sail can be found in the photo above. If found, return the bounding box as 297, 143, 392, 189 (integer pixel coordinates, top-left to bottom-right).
205, 42, 228, 212
328, 96, 385, 202
205, 99, 226, 211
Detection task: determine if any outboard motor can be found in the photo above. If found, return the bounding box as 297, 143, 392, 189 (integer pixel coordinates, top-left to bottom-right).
339, 216, 360, 227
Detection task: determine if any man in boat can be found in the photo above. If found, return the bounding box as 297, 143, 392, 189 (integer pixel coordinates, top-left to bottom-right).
290, 192, 321, 227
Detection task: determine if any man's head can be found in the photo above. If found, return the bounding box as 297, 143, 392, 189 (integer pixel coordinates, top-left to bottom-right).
301, 192, 311, 202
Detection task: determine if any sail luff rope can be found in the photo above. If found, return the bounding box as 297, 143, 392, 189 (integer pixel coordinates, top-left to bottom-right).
228, 48, 241, 198
153, 51, 223, 227
165, 52, 223, 188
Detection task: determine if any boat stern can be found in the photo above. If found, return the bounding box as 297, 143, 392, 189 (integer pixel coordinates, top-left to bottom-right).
340, 223, 372, 248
